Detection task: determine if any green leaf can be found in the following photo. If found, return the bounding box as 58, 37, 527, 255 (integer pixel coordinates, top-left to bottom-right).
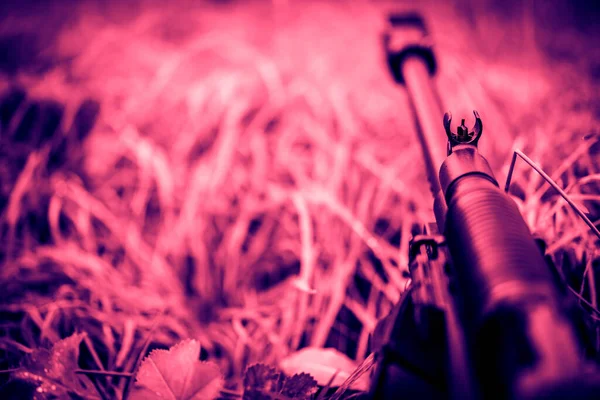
13, 333, 99, 399
281, 373, 318, 399
243, 364, 285, 400
129, 339, 223, 400
242, 364, 317, 400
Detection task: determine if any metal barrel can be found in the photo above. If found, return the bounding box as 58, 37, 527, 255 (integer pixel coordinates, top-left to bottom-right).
383, 14, 447, 231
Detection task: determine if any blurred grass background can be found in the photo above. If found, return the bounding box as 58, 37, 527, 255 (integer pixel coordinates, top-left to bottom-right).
0, 0, 598, 397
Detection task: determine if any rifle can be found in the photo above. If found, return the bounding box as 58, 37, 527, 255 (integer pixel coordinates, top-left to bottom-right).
368, 13, 600, 400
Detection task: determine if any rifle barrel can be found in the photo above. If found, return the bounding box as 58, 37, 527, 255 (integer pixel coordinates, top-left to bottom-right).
403, 56, 446, 194
401, 56, 448, 230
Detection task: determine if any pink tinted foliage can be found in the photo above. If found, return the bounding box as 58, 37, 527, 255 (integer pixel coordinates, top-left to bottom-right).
0, 0, 598, 398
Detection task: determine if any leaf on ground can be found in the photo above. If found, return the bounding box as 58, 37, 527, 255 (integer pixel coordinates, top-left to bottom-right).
279, 348, 369, 391
13, 332, 98, 399
129, 339, 223, 400
281, 373, 318, 399
243, 364, 317, 400
243, 364, 285, 400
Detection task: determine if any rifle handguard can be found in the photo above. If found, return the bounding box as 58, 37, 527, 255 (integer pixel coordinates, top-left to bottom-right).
440, 143, 591, 399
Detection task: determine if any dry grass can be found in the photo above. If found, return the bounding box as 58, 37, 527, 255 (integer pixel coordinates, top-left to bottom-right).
0, 0, 598, 397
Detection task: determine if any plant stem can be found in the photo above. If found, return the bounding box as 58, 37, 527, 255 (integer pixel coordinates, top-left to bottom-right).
75, 369, 134, 378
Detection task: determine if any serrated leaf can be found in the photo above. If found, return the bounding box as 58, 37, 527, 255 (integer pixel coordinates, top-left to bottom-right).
243, 364, 318, 400
279, 348, 369, 391
281, 373, 318, 399
129, 339, 223, 400
243, 364, 285, 400
14, 333, 98, 399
